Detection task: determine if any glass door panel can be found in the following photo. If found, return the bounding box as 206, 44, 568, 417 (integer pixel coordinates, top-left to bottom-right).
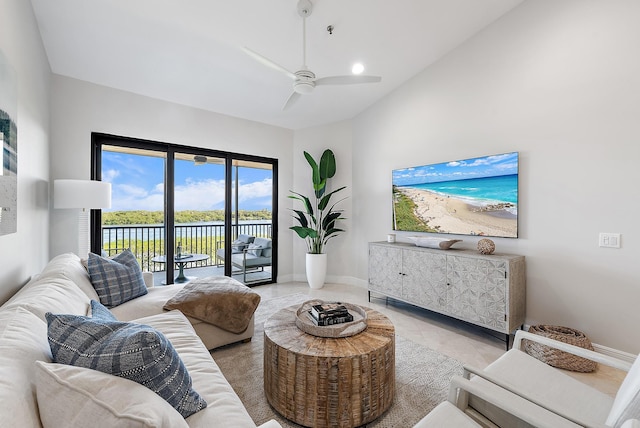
101, 145, 167, 285
230, 159, 273, 284
173, 152, 226, 283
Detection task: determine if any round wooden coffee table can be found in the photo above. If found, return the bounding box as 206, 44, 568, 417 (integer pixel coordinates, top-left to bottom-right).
263, 304, 395, 428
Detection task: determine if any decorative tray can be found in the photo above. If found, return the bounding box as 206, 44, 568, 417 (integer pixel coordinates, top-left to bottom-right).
407, 236, 462, 250
295, 300, 367, 338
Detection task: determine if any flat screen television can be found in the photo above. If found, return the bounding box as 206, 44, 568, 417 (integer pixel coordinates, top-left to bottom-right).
392, 152, 518, 238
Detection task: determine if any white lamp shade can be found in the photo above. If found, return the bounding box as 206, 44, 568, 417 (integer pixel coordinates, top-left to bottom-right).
54, 179, 112, 209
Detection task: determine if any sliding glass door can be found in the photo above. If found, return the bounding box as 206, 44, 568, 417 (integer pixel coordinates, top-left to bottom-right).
91, 133, 277, 286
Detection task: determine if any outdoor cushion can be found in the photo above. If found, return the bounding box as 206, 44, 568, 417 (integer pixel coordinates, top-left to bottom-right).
246, 243, 262, 257
45, 310, 207, 418
237, 234, 255, 244
253, 237, 272, 258
87, 249, 147, 307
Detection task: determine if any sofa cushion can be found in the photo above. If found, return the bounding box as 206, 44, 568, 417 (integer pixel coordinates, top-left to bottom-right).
87, 249, 147, 307
0, 307, 52, 428
35, 361, 189, 428
2, 255, 98, 322
40, 253, 100, 301
45, 310, 207, 418
133, 310, 257, 427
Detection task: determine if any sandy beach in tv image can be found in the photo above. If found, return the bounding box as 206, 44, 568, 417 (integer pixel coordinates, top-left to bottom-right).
392, 152, 518, 238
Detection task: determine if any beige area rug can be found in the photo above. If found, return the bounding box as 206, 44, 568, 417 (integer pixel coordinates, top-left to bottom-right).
211, 293, 463, 427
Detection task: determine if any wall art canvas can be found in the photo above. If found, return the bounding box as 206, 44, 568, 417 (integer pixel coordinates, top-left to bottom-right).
392, 152, 518, 238
0, 50, 17, 236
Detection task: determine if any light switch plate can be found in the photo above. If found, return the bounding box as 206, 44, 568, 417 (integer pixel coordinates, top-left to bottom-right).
599, 233, 621, 248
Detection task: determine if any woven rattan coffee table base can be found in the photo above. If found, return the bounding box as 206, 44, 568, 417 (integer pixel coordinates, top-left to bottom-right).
264, 304, 395, 428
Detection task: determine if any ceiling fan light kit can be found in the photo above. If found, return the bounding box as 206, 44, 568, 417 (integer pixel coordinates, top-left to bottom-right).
244, 0, 382, 110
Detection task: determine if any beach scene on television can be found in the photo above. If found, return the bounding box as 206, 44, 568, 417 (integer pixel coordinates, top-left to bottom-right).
392, 152, 518, 238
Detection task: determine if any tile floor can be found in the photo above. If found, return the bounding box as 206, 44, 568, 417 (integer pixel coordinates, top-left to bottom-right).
251, 281, 626, 398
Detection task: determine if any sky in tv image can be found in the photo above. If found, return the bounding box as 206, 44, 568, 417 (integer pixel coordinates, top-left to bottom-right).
392, 152, 518, 238
393, 152, 518, 187
102, 151, 273, 212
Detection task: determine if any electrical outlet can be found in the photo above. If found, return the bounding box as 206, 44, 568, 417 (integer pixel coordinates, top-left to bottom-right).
599, 233, 621, 248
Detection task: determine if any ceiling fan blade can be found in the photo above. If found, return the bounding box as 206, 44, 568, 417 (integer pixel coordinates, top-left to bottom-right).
283, 92, 302, 110
243, 47, 297, 80
315, 75, 382, 86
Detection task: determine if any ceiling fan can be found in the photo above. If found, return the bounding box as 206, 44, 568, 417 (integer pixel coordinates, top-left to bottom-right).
244, 0, 382, 110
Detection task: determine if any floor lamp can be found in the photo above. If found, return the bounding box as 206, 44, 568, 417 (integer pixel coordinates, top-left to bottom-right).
54, 179, 111, 258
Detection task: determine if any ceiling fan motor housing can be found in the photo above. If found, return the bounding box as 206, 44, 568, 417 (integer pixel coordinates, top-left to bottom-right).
294, 69, 316, 94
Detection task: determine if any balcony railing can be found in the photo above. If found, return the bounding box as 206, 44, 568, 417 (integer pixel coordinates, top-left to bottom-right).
102, 222, 272, 272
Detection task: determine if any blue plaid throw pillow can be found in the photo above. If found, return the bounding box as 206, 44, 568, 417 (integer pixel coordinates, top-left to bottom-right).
89, 299, 117, 321
46, 311, 207, 418
87, 249, 147, 307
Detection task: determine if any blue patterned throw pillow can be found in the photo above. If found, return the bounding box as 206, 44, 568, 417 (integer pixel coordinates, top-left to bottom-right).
45, 312, 207, 418
90, 299, 117, 321
87, 249, 147, 307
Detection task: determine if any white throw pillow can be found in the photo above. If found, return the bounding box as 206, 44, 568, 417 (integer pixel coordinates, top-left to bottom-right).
35, 361, 190, 428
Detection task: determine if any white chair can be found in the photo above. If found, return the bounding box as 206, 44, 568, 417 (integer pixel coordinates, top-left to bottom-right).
414, 374, 607, 428
459, 330, 639, 428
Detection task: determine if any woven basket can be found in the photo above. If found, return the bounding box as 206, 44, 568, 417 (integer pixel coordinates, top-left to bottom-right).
524, 325, 597, 372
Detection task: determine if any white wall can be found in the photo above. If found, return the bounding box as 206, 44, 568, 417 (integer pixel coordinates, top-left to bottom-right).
49, 75, 295, 281
292, 121, 354, 285
0, 0, 51, 304
350, 0, 640, 353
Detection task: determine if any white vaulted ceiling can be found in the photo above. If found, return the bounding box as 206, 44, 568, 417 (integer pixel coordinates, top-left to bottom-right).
30, 0, 523, 130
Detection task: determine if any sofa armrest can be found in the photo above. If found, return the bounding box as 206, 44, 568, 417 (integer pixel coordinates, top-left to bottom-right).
513, 330, 632, 371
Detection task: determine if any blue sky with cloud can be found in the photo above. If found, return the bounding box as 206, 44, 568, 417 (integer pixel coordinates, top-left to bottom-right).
102, 152, 272, 211
392, 152, 518, 186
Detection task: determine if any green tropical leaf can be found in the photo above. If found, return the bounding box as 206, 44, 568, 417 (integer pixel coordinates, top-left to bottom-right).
290, 226, 314, 239
318, 186, 346, 210
304, 151, 321, 187
322, 211, 341, 229
292, 210, 309, 228
289, 191, 314, 216
319, 150, 336, 179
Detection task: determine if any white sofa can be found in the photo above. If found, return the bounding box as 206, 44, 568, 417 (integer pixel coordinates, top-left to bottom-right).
0, 253, 280, 428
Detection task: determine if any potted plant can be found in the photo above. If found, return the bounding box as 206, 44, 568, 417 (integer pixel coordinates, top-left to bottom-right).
290, 149, 346, 288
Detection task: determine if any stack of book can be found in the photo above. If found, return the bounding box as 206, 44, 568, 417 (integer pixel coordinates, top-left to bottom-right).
307, 302, 354, 326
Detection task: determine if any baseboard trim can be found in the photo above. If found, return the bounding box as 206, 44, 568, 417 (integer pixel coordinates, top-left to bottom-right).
592, 343, 636, 364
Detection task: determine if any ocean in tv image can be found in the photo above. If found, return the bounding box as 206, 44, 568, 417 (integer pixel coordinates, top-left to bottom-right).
392, 152, 518, 238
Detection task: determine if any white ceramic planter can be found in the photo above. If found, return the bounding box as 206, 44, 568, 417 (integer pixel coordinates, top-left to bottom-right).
305, 253, 327, 289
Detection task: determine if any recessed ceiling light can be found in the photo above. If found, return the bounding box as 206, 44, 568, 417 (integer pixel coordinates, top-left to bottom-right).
352, 63, 364, 75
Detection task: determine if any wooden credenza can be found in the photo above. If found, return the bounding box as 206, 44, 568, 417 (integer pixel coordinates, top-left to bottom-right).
368, 241, 525, 341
